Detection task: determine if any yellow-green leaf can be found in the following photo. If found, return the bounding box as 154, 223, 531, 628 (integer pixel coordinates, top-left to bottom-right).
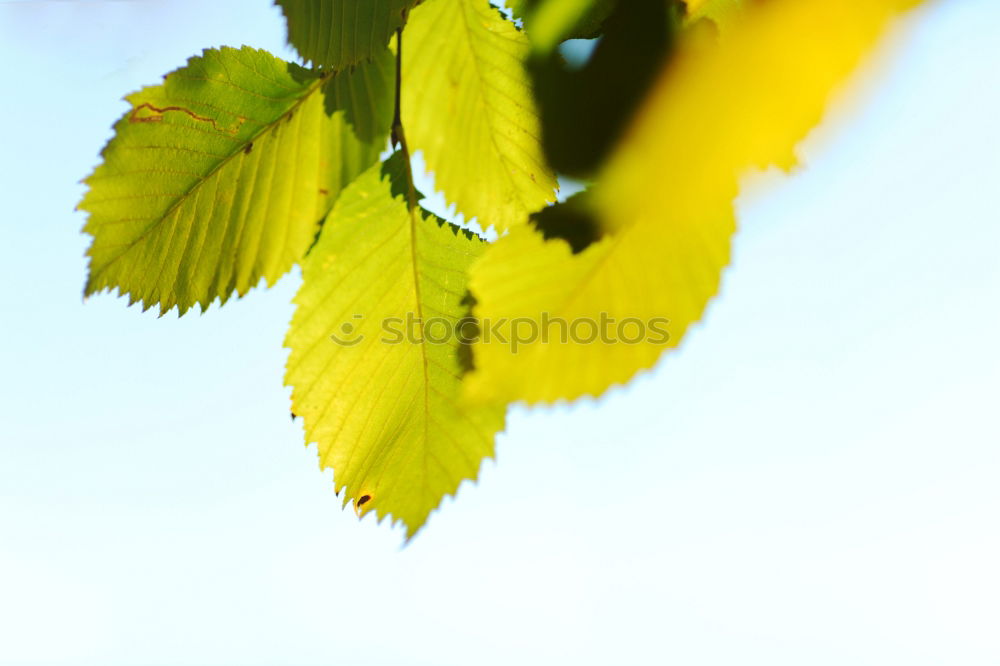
285, 155, 505, 537
80, 46, 393, 315
466, 0, 928, 404
402, 0, 557, 232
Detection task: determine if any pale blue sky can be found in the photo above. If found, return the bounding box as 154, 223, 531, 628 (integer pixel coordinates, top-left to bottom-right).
0, 1, 998, 665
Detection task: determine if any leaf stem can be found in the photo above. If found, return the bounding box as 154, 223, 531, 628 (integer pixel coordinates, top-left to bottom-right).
391, 25, 419, 212
391, 25, 403, 149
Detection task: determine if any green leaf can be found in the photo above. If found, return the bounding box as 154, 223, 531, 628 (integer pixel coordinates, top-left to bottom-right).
79, 46, 393, 315
403, 0, 557, 232
284, 155, 505, 537
276, 0, 420, 70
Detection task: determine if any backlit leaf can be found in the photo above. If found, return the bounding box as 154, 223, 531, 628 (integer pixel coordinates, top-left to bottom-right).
80, 46, 393, 315
402, 0, 557, 232
285, 155, 505, 537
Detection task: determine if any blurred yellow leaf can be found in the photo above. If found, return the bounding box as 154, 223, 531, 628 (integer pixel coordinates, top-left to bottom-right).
467, 0, 928, 404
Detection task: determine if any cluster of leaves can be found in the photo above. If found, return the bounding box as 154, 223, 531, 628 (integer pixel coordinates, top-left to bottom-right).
79, 0, 928, 537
